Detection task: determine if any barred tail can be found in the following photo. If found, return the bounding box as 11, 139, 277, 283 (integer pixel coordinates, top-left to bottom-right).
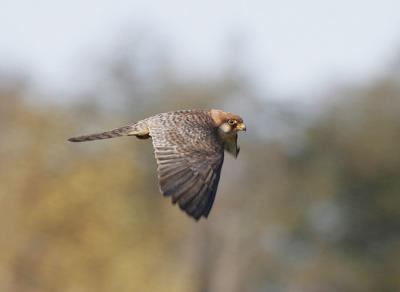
68, 125, 137, 142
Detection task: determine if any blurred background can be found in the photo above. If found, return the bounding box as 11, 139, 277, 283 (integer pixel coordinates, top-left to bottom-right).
1, 1, 400, 291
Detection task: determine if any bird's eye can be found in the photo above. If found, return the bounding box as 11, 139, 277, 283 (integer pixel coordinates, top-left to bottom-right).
228, 119, 236, 126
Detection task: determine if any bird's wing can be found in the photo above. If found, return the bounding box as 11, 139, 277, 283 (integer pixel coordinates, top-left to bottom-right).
147, 111, 224, 220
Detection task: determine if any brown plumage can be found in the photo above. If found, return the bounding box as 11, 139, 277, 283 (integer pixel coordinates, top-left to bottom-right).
68, 109, 246, 220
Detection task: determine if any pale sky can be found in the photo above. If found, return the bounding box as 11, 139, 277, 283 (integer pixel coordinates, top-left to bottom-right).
1, 0, 400, 98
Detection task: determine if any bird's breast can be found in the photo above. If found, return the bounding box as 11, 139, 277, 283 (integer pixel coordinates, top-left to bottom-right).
218, 130, 239, 158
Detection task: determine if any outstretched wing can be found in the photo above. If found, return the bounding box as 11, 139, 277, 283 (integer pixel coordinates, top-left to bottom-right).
147, 111, 224, 220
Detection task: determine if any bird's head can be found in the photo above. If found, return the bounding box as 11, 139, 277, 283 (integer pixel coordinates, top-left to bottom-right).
210, 109, 246, 134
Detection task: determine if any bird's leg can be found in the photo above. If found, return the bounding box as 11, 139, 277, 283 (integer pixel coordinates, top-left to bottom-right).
127, 127, 151, 140
135, 133, 151, 139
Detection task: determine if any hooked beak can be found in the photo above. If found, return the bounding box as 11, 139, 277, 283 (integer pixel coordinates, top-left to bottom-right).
236, 123, 246, 132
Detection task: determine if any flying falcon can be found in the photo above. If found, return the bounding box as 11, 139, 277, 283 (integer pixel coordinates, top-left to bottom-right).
68, 109, 246, 220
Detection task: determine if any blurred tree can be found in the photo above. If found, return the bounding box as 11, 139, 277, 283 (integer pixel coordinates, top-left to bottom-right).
1, 36, 399, 292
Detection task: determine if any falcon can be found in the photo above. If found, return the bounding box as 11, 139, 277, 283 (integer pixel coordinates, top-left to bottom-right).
68, 109, 246, 220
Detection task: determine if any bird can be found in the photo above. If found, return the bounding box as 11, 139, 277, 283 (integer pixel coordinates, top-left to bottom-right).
68, 109, 246, 220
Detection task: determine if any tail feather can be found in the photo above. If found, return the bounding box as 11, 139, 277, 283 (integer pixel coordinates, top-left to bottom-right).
68, 125, 135, 142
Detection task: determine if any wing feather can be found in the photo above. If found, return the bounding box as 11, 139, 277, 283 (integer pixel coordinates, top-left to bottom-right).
147, 111, 224, 220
